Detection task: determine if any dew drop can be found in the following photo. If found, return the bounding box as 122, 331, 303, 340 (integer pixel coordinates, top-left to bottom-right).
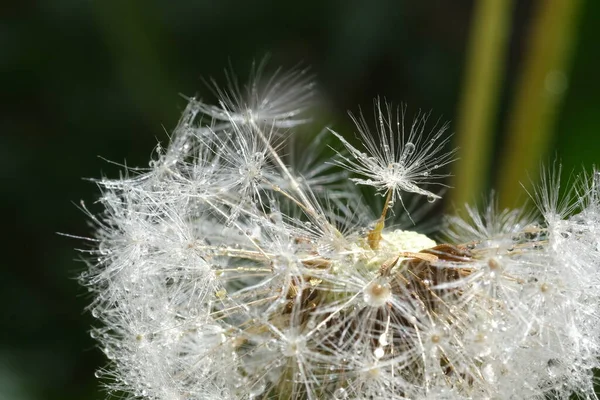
273, 358, 284, 368
103, 347, 114, 360
363, 279, 392, 307
482, 362, 496, 383
427, 195, 437, 203
334, 387, 348, 399
265, 338, 278, 351
547, 359, 562, 377
374, 347, 385, 359
248, 379, 266, 398
405, 142, 416, 155
378, 332, 389, 346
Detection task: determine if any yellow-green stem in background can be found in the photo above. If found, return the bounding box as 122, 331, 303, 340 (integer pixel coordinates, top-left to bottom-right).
450, 0, 514, 211
497, 0, 582, 208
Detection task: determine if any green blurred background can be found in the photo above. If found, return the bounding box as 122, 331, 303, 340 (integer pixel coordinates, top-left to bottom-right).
2, 0, 599, 399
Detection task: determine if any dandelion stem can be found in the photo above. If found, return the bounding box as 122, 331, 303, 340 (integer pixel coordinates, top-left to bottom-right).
368, 189, 393, 249
497, 0, 582, 207
451, 0, 513, 211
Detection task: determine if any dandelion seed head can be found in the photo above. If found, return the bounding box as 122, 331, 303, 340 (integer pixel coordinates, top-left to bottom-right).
79, 65, 600, 400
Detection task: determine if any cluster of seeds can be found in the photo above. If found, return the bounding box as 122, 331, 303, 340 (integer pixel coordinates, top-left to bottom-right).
81, 66, 600, 399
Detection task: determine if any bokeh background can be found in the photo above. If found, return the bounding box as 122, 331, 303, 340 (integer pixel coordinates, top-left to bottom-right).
2, 0, 600, 398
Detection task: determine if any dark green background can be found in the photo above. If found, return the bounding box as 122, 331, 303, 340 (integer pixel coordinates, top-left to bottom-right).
2, 1, 599, 399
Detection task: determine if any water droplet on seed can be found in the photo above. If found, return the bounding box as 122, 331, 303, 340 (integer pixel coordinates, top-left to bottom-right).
363, 279, 392, 307
248, 379, 266, 398
334, 387, 348, 399
265, 339, 278, 351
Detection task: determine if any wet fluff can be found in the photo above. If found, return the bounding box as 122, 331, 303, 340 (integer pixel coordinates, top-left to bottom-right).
80, 65, 600, 400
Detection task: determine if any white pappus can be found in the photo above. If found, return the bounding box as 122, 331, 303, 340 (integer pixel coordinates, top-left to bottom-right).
79, 63, 600, 400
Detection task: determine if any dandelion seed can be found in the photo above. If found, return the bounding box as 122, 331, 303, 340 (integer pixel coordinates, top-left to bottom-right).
330, 99, 456, 204
199, 58, 315, 130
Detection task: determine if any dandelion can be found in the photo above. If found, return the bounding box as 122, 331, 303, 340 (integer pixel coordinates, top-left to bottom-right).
79, 64, 600, 400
